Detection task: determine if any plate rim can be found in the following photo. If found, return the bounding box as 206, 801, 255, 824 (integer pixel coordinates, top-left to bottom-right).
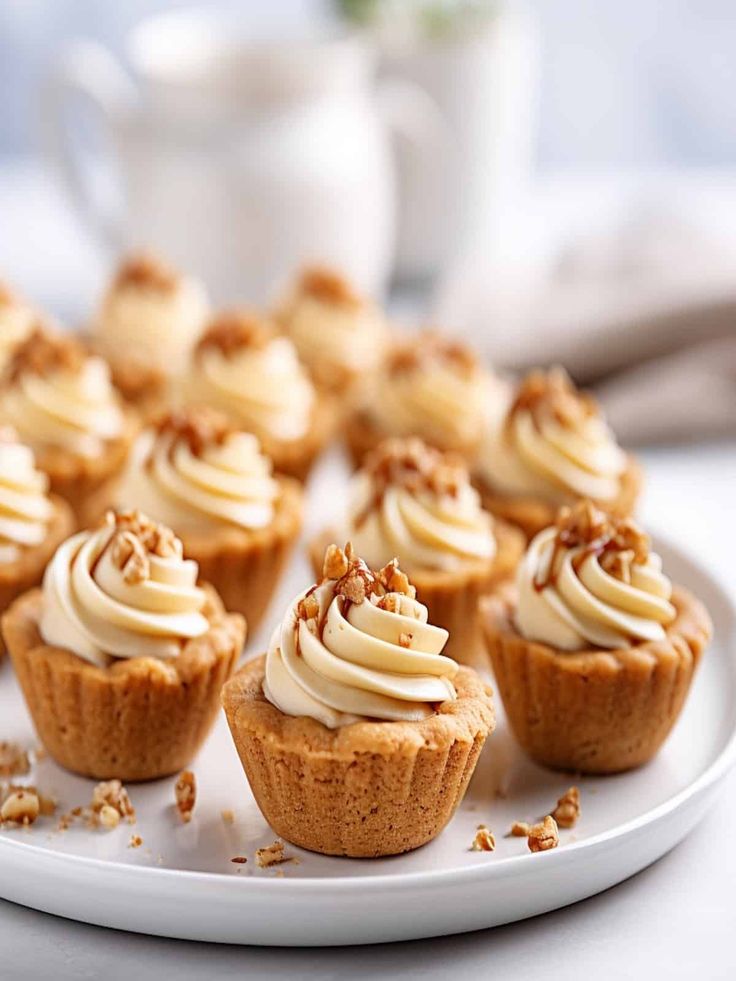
2, 532, 735, 896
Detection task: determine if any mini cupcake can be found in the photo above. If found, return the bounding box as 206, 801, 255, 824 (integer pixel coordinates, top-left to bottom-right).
222, 543, 494, 857
482, 501, 712, 773
346, 331, 509, 467
0, 281, 36, 374
0, 329, 137, 527
92, 252, 210, 419
0, 428, 74, 658
476, 367, 642, 540
309, 438, 524, 665
274, 265, 389, 397
181, 310, 334, 481
116, 407, 303, 634
3, 509, 245, 780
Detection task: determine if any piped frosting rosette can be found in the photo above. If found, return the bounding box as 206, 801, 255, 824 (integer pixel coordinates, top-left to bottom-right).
347, 437, 495, 573
515, 500, 676, 651
0, 427, 55, 563
120, 408, 280, 534
263, 543, 458, 729
185, 311, 315, 443
40, 510, 209, 667
480, 367, 627, 505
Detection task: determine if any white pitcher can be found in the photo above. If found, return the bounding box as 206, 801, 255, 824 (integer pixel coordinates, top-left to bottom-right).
43, 9, 442, 302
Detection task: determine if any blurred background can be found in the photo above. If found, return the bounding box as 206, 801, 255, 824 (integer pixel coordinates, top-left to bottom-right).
2, 0, 736, 444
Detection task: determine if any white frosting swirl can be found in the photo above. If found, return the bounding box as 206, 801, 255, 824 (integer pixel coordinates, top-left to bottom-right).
347, 448, 495, 573
40, 516, 209, 667
119, 422, 280, 533
480, 369, 627, 504
187, 334, 315, 443
264, 565, 456, 728
0, 431, 54, 563
515, 524, 676, 651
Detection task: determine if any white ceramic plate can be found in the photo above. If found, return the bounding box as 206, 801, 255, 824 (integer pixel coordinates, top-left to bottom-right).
1, 453, 735, 946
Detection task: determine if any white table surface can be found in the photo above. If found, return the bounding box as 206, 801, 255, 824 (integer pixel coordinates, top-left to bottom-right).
0, 162, 734, 979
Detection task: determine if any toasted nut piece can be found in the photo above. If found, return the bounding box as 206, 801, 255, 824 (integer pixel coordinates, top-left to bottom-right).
99, 804, 121, 830
0, 741, 30, 778
1, 789, 40, 825
256, 840, 290, 868
528, 816, 559, 853
470, 826, 496, 852
175, 770, 196, 824
510, 821, 531, 837
128, 834, 143, 849
322, 543, 349, 580
552, 786, 581, 829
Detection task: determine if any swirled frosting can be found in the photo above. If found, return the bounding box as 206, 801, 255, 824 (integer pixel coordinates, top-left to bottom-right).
94, 253, 209, 376
0, 282, 35, 372
40, 510, 209, 667
480, 368, 627, 505
367, 332, 508, 452
276, 266, 388, 388
0, 427, 55, 563
119, 408, 280, 533
347, 438, 495, 573
263, 543, 457, 728
1, 330, 125, 458
185, 311, 315, 443
515, 501, 676, 651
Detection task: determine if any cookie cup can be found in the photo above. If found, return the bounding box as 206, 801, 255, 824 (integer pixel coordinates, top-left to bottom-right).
344, 409, 480, 471
0, 495, 75, 659
259, 394, 336, 483
308, 520, 525, 668
182, 476, 304, 635
222, 655, 495, 857
35, 408, 140, 529
476, 455, 643, 541
481, 585, 711, 774
2, 585, 245, 781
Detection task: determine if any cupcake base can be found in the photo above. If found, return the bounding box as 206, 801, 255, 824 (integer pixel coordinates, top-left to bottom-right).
222, 655, 495, 857
308, 519, 525, 669
344, 410, 481, 471
260, 395, 337, 483
2, 586, 245, 781
481, 586, 711, 774
183, 477, 303, 637
476, 455, 643, 541
0, 495, 74, 659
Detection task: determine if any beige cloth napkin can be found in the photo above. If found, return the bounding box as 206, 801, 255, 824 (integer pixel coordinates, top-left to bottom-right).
433, 203, 736, 444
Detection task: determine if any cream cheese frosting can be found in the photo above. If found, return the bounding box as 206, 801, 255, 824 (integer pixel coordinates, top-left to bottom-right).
0, 427, 55, 563
276, 266, 388, 387
118, 408, 280, 534
0, 282, 35, 373
480, 367, 627, 505
367, 332, 509, 452
515, 501, 676, 651
263, 543, 457, 728
347, 437, 495, 573
94, 253, 209, 376
40, 510, 209, 667
1, 329, 125, 458
185, 311, 316, 443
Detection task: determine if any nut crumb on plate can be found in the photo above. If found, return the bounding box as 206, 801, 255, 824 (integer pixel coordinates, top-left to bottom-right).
527, 816, 559, 853
256, 840, 291, 868
470, 826, 496, 852
175, 770, 196, 823
231, 856, 248, 864
129, 834, 143, 849
221, 809, 235, 825
1, 787, 40, 825
0, 742, 30, 778
510, 821, 531, 837
552, 786, 581, 829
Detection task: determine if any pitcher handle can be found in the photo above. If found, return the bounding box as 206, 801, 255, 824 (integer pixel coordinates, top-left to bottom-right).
42, 40, 137, 250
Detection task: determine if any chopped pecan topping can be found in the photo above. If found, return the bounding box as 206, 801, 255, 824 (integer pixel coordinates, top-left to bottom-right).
470, 826, 496, 851
377, 558, 416, 599
0, 741, 30, 778
231, 855, 248, 864
322, 543, 350, 580
6, 327, 87, 384
175, 770, 196, 824
155, 406, 235, 456
298, 265, 362, 307
197, 310, 273, 358
386, 331, 478, 379
113, 252, 179, 293
527, 815, 559, 853
106, 510, 183, 567
552, 786, 581, 829
554, 500, 650, 575
359, 438, 467, 515
111, 530, 150, 585
510, 367, 600, 432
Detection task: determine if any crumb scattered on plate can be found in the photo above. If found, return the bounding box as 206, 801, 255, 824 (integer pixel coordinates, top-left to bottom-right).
470, 825, 496, 852
256, 840, 291, 868
175, 770, 196, 824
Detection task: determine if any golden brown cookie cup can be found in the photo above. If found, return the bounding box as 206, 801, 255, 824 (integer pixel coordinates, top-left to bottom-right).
308, 519, 524, 668
242, 394, 336, 484
481, 586, 711, 774
476, 455, 643, 542
222, 655, 494, 857
2, 585, 245, 781
182, 476, 303, 636
34, 408, 140, 529
344, 409, 481, 471
0, 494, 74, 659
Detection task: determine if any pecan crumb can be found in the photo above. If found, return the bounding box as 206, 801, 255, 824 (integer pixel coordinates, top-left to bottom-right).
256, 840, 291, 868
322, 543, 350, 580
98, 804, 120, 830
361, 438, 467, 509
197, 309, 273, 358
554, 500, 650, 573
230, 856, 248, 864
111, 530, 150, 584
155, 406, 236, 457
113, 252, 179, 293
387, 331, 478, 379
527, 816, 559, 853
398, 632, 413, 649
0, 788, 40, 825
511, 367, 599, 432
6, 328, 87, 384
299, 265, 362, 307
510, 821, 531, 837
552, 786, 581, 829
221, 809, 235, 825
128, 834, 143, 849
0, 741, 30, 778
470, 826, 496, 852
92, 779, 136, 824
175, 770, 196, 824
